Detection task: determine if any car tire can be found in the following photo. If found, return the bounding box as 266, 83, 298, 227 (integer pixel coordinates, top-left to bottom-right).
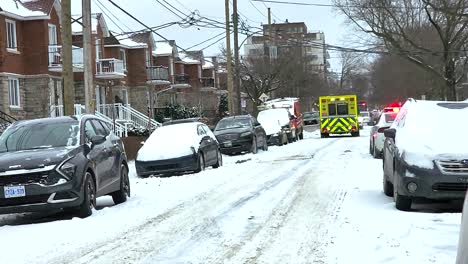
262, 138, 268, 151
320, 133, 329, 138
112, 164, 130, 205
383, 176, 394, 197
251, 137, 258, 154
196, 153, 205, 172
373, 143, 381, 159
369, 141, 373, 154
394, 176, 412, 211
77, 172, 96, 218
213, 150, 223, 168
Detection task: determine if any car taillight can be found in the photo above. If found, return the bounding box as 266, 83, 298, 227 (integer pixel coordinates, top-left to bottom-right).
372, 133, 377, 138
378, 127, 389, 133
322, 127, 328, 132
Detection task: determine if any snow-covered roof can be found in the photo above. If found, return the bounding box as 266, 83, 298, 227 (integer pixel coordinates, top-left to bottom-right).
72, 13, 109, 37
0, 0, 49, 20
153, 41, 173, 56
114, 33, 148, 49
178, 52, 200, 65
202, 58, 214, 69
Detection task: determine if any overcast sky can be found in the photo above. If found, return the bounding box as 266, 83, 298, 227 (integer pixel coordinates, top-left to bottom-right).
71, 0, 352, 71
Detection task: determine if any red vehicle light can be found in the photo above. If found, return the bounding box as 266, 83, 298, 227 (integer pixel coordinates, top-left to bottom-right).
372, 133, 377, 138
322, 127, 328, 132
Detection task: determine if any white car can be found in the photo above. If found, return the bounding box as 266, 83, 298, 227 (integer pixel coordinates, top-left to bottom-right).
358, 111, 371, 128
257, 108, 290, 146
369, 112, 398, 158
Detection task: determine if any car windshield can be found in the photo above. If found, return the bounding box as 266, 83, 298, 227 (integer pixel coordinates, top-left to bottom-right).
215, 118, 251, 130
303, 112, 318, 118
0, 121, 80, 153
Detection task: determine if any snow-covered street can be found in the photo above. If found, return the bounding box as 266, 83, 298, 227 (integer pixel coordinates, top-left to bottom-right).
0, 128, 462, 263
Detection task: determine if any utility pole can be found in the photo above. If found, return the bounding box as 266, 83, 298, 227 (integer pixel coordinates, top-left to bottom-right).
61, 0, 75, 115
233, 0, 241, 115
83, 0, 95, 114
225, 0, 234, 114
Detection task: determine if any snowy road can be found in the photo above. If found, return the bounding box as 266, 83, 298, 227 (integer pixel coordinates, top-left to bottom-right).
0, 128, 462, 263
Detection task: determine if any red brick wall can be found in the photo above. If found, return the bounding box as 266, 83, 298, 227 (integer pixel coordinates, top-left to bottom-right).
127, 48, 146, 86
0, 16, 26, 74
185, 64, 201, 89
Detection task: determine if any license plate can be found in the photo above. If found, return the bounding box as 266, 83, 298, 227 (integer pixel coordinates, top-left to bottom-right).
224, 141, 232, 147
4, 186, 26, 198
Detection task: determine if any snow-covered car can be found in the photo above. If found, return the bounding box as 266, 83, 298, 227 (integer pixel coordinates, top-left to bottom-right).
302, 111, 319, 126
214, 115, 268, 155
257, 108, 289, 146
0, 115, 130, 218
135, 122, 222, 177
456, 190, 468, 264
382, 99, 468, 211
369, 111, 398, 158
358, 111, 371, 128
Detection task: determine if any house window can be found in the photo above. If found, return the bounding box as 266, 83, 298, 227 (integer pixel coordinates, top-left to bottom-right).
8, 78, 20, 108
119, 49, 126, 70
48, 24, 57, 45
6, 19, 17, 51
95, 39, 102, 61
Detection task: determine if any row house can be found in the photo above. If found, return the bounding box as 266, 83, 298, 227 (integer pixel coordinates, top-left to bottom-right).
153, 40, 223, 119
0, 0, 83, 120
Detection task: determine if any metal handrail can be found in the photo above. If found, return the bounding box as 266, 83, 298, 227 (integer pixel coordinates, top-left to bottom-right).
0, 110, 16, 124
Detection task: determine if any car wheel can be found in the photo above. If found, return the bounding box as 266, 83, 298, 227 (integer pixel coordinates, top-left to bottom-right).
383, 173, 394, 197
213, 150, 223, 168
196, 152, 205, 172
251, 137, 258, 154
373, 143, 381, 159
112, 164, 130, 205
369, 141, 373, 154
393, 174, 412, 211
78, 172, 96, 218
262, 138, 268, 151
299, 129, 304, 140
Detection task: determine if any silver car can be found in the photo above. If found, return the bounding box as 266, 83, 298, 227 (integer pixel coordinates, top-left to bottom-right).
457, 192, 468, 263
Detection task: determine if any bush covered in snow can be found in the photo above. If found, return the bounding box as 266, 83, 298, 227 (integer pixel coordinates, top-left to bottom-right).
0, 123, 9, 136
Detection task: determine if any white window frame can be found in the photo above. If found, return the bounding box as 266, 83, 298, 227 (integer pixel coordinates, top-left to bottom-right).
48, 24, 57, 45
119, 49, 127, 70
95, 39, 102, 61
6, 19, 17, 52
8, 78, 20, 108
146, 48, 151, 67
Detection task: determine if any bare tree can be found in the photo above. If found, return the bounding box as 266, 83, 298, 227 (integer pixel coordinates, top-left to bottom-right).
338, 51, 364, 91
335, 0, 468, 100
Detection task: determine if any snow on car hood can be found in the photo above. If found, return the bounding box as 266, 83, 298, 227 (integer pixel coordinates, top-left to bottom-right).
394, 100, 468, 169
257, 109, 290, 136
137, 123, 202, 161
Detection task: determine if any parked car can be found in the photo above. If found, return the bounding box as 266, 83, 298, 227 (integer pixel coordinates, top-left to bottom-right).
382, 99, 468, 211
0, 115, 130, 218
136, 122, 222, 177
257, 108, 289, 146
358, 111, 371, 128
456, 191, 468, 264
213, 115, 268, 155
258, 98, 304, 141
369, 111, 398, 158
302, 111, 319, 125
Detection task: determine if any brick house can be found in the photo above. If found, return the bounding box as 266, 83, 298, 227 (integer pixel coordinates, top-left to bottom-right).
0, 0, 82, 120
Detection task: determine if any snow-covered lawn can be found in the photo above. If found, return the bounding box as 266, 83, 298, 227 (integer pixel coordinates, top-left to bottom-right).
327, 127, 462, 264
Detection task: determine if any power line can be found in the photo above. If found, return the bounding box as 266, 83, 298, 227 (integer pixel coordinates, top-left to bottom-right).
260, 0, 281, 21
94, 0, 131, 33
185, 31, 227, 50
249, 0, 267, 18
154, 0, 186, 20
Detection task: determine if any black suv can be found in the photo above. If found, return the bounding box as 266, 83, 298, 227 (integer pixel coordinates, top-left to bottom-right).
0, 115, 130, 218
213, 115, 268, 155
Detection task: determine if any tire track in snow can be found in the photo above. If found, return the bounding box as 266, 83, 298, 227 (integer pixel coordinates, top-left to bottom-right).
49, 138, 340, 264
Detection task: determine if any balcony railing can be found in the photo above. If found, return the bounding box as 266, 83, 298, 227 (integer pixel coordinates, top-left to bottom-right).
175, 74, 190, 84
147, 66, 169, 82
48, 45, 83, 70
201, 77, 215, 88
96, 58, 125, 78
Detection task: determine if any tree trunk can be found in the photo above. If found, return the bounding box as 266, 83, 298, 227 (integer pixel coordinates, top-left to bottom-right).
445, 60, 457, 101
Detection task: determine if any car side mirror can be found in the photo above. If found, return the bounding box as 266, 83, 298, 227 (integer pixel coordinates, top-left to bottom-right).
384, 128, 396, 139
91, 135, 106, 145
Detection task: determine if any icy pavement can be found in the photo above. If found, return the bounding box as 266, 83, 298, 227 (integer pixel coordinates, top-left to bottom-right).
0, 128, 462, 263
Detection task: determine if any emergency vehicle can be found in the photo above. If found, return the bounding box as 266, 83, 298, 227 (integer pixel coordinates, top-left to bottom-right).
258, 97, 304, 142
319, 95, 359, 138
